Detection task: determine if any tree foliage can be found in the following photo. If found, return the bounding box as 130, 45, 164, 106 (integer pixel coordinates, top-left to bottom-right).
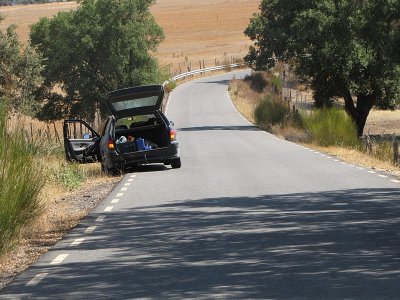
245, 0, 400, 136
31, 0, 165, 121
0, 14, 43, 115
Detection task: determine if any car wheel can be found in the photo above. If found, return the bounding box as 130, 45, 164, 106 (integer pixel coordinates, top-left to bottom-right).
170, 157, 181, 169
101, 160, 121, 176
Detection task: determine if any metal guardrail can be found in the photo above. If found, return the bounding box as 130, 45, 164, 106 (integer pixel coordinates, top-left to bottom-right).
162, 63, 243, 86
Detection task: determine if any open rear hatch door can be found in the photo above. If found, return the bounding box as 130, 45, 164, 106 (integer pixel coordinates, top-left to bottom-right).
63, 120, 100, 163
107, 85, 164, 118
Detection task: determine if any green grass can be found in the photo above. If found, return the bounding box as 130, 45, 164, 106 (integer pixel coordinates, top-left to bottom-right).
254, 96, 290, 126
55, 163, 86, 190
0, 103, 45, 254
304, 107, 360, 147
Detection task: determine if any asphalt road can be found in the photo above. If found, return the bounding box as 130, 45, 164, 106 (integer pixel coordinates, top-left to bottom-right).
2, 71, 400, 299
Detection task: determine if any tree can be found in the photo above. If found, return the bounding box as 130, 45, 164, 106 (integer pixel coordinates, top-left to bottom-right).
245, 0, 400, 136
30, 0, 165, 121
0, 14, 43, 115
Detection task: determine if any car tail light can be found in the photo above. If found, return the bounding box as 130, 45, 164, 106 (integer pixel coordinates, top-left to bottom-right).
170, 129, 176, 141
108, 139, 115, 149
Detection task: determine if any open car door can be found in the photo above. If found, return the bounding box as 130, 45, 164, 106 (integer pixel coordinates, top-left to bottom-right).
63, 120, 101, 163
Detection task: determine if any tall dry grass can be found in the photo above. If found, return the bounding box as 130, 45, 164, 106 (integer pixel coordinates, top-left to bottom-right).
303, 107, 360, 148
0, 104, 45, 254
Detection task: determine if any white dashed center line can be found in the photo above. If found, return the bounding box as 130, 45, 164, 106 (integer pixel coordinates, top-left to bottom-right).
84, 226, 97, 234
111, 199, 120, 204
120, 187, 127, 192
124, 183, 131, 186
128, 179, 134, 182
378, 175, 388, 178
130, 174, 136, 178
26, 273, 48, 286
50, 254, 69, 265
70, 238, 85, 246
368, 171, 376, 174
391, 180, 400, 183
104, 206, 113, 212
116, 193, 124, 197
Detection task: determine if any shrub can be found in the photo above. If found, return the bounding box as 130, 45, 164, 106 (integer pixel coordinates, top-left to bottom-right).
164, 80, 177, 93
304, 107, 360, 147
55, 163, 86, 190
0, 103, 44, 253
254, 96, 290, 126
244, 72, 268, 92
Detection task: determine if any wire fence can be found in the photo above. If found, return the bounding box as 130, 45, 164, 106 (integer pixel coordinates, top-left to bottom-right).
0, 0, 73, 6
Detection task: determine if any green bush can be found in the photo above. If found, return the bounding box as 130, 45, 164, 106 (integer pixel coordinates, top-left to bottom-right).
271, 75, 282, 92
254, 96, 290, 126
55, 163, 86, 190
164, 80, 177, 93
0, 104, 44, 253
304, 107, 360, 147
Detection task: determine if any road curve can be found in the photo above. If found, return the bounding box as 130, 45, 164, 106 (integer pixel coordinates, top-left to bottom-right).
2, 71, 400, 299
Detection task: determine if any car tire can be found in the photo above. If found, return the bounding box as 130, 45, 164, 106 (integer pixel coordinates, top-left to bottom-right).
101, 160, 121, 176
170, 157, 181, 169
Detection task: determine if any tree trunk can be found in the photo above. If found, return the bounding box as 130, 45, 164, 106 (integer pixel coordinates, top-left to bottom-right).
343, 91, 375, 137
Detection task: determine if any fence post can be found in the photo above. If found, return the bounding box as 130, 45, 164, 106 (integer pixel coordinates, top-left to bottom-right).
393, 140, 399, 165
366, 135, 372, 155
53, 122, 60, 144
30, 122, 34, 144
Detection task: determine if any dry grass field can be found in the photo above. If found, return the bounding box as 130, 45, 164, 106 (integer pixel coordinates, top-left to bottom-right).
0, 0, 259, 72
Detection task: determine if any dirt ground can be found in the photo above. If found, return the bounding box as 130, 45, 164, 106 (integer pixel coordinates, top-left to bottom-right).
364, 109, 400, 135
0, 0, 259, 73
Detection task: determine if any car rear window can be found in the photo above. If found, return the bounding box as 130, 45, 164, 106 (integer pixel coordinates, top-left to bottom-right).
110, 95, 159, 112
115, 114, 159, 129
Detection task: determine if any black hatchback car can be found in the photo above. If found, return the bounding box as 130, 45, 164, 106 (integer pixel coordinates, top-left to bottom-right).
63, 85, 181, 174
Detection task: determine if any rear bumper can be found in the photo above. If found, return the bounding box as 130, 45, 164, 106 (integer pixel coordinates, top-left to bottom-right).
105, 142, 179, 168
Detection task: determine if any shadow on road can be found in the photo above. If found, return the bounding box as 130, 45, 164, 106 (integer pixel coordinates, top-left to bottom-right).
179, 125, 258, 132
197, 79, 231, 86
125, 164, 169, 173
4, 188, 400, 298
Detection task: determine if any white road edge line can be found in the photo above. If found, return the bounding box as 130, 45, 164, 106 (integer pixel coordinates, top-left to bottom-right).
226, 91, 255, 126
70, 238, 85, 246
391, 180, 400, 183
26, 273, 49, 286
96, 215, 106, 222
84, 226, 97, 234
50, 254, 69, 265
165, 94, 172, 114
368, 171, 376, 174
104, 206, 113, 212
